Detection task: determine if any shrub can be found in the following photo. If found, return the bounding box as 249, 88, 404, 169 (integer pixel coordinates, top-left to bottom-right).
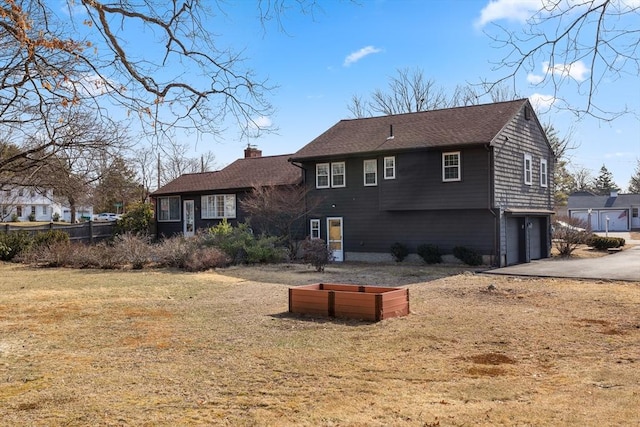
52, 213, 60, 222
552, 215, 591, 257
28, 213, 36, 222
183, 247, 231, 272
389, 242, 409, 262
301, 237, 333, 272
33, 229, 70, 248
17, 240, 73, 267
203, 220, 285, 264
417, 244, 442, 264
588, 236, 625, 250
10, 214, 19, 222
112, 233, 153, 269
0, 231, 33, 261
155, 236, 196, 269
116, 202, 154, 236
453, 246, 483, 266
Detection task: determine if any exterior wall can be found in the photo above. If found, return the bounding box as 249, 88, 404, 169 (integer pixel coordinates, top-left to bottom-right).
0, 186, 81, 222
303, 150, 497, 258
492, 108, 554, 211
492, 106, 554, 265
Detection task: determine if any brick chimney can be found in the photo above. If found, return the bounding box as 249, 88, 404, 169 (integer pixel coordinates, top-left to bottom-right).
244, 145, 262, 158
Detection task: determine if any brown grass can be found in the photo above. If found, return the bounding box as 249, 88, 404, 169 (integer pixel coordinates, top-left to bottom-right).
0, 261, 639, 426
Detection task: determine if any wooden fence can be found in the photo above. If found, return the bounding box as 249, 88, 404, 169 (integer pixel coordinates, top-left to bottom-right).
1, 221, 116, 243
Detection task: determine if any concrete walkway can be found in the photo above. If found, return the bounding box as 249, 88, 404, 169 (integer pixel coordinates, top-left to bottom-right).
485, 232, 640, 282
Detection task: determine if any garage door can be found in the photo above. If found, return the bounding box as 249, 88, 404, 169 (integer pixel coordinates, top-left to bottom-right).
599, 211, 628, 231
530, 217, 543, 260
506, 217, 522, 266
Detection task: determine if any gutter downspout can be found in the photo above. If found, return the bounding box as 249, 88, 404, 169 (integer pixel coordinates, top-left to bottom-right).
485, 143, 499, 267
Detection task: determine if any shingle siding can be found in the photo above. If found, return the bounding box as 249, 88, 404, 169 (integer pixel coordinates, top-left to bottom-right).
492, 108, 554, 211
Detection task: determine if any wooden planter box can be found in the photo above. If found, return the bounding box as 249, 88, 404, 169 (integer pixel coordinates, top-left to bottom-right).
288, 283, 409, 322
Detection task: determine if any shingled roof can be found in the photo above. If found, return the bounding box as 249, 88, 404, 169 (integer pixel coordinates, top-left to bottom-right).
290, 99, 529, 161
152, 154, 301, 196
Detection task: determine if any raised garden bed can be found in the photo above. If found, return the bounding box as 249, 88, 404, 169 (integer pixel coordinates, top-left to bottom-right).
288, 283, 409, 322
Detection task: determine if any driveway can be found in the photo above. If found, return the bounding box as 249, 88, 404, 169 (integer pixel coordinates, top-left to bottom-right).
486, 232, 640, 282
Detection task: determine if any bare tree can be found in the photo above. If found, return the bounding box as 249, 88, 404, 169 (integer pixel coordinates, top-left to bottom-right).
483, 1, 640, 120
347, 68, 521, 118
571, 166, 595, 193
158, 142, 218, 186
240, 184, 321, 257
35, 111, 129, 222
0, 1, 320, 175
553, 215, 590, 257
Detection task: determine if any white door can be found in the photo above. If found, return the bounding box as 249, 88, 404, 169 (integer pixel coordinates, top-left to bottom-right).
327, 217, 343, 262
183, 200, 195, 237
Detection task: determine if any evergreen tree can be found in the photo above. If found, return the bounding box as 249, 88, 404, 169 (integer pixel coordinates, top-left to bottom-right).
628, 159, 640, 194
592, 164, 620, 195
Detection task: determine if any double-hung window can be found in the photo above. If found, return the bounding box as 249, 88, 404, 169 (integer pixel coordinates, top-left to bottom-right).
540, 158, 548, 187
310, 219, 320, 239
331, 162, 346, 187
158, 196, 181, 221
442, 151, 461, 182
316, 163, 330, 189
363, 159, 377, 186
524, 154, 533, 185
316, 161, 347, 188
201, 194, 236, 219
384, 156, 395, 179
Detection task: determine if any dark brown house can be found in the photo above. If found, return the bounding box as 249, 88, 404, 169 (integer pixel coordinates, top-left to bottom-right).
151, 148, 302, 237
289, 99, 555, 266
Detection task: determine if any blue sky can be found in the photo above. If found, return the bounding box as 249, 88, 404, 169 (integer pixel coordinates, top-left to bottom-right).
175, 1, 639, 190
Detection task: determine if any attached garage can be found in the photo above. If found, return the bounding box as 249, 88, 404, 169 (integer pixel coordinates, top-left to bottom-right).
504, 213, 551, 266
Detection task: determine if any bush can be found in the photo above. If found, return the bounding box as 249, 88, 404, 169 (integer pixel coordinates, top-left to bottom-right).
28, 213, 36, 222
183, 247, 231, 272
155, 236, 196, 269
417, 244, 442, 264
552, 215, 591, 257
0, 231, 33, 261
588, 236, 625, 250
116, 202, 154, 236
112, 233, 152, 269
16, 240, 73, 267
453, 246, 483, 266
301, 237, 333, 272
203, 220, 285, 264
33, 229, 70, 248
52, 213, 60, 222
389, 242, 409, 262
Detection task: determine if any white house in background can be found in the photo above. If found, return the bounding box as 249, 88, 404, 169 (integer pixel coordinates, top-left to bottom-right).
0, 185, 93, 223
568, 191, 640, 232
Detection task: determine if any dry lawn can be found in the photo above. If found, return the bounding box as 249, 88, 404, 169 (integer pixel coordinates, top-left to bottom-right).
0, 260, 639, 426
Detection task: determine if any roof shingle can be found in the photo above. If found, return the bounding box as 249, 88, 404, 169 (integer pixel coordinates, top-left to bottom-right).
152, 154, 301, 196
290, 99, 528, 161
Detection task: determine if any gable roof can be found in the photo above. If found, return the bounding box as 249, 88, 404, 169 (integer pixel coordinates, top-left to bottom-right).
290, 99, 530, 161
568, 193, 640, 209
152, 154, 301, 196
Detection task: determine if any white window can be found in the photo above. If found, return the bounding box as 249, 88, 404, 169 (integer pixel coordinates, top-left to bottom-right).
158, 196, 181, 221
316, 163, 330, 189
201, 194, 236, 219
442, 151, 461, 182
363, 159, 377, 186
384, 156, 395, 179
310, 219, 320, 239
331, 162, 346, 188
540, 158, 548, 187
42, 206, 47, 215
524, 154, 533, 185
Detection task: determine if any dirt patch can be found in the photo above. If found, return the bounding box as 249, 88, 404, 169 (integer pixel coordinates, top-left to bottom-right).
0, 262, 639, 426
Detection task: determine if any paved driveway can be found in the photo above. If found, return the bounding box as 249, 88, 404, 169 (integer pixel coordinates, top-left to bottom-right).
486, 240, 640, 282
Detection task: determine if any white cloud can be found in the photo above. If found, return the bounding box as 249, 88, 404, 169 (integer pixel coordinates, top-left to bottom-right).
529, 93, 556, 112
474, 0, 540, 29
543, 60, 590, 82
343, 46, 382, 67
527, 73, 544, 84
250, 116, 272, 129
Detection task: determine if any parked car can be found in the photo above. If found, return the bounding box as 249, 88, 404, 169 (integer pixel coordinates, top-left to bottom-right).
94, 213, 121, 222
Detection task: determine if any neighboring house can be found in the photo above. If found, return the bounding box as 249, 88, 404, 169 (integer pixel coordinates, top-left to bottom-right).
289, 99, 555, 266
568, 191, 640, 231
0, 185, 93, 223
151, 147, 303, 237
